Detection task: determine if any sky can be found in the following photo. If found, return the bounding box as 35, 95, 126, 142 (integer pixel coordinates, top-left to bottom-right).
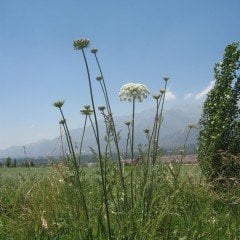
0, 0, 240, 150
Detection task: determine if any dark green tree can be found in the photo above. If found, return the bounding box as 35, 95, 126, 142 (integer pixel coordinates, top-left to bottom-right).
5, 157, 12, 168
198, 42, 240, 184
12, 159, 17, 167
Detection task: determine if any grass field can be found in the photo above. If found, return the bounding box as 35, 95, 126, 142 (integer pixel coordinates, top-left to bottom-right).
0, 163, 240, 240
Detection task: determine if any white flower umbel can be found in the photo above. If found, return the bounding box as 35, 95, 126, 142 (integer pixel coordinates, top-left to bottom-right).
119, 82, 149, 209
119, 83, 149, 102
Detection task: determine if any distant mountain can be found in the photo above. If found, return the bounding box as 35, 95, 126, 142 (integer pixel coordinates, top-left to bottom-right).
0, 103, 202, 158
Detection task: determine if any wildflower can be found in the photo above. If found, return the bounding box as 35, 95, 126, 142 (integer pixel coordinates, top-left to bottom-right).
80, 105, 93, 115
98, 106, 106, 111
144, 128, 150, 134
188, 123, 196, 129
124, 121, 131, 126
152, 93, 161, 100
73, 38, 90, 50
91, 48, 98, 54
59, 119, 66, 125
96, 76, 103, 81
160, 89, 165, 94
53, 100, 64, 108
83, 105, 91, 110
119, 83, 149, 102
163, 76, 169, 82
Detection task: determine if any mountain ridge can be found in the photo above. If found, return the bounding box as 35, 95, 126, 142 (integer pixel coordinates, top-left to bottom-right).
0, 103, 202, 158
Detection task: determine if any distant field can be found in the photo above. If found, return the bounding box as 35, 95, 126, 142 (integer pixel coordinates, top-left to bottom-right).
0, 161, 201, 181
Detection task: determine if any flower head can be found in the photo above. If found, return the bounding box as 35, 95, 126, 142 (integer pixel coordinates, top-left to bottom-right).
188, 123, 196, 129
119, 83, 149, 102
59, 119, 66, 125
83, 105, 91, 110
160, 89, 166, 94
152, 93, 161, 100
96, 76, 103, 81
53, 100, 64, 108
144, 128, 150, 134
163, 77, 169, 82
73, 38, 90, 50
80, 105, 93, 115
91, 48, 98, 54
98, 106, 106, 111
124, 121, 131, 126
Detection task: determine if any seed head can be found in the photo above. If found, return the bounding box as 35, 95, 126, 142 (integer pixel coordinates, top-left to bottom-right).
144, 128, 150, 134
96, 76, 103, 81
163, 77, 169, 82
91, 48, 98, 54
98, 106, 106, 111
53, 100, 64, 108
119, 83, 149, 102
188, 123, 196, 129
160, 89, 166, 94
83, 105, 91, 110
81, 105, 93, 115
73, 38, 90, 50
124, 121, 131, 126
59, 119, 66, 125
152, 93, 161, 100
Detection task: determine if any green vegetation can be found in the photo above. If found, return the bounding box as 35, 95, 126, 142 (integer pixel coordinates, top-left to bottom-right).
1, 40, 240, 239
0, 165, 240, 239
198, 42, 240, 186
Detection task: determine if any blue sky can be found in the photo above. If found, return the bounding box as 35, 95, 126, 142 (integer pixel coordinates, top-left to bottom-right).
0, 0, 239, 149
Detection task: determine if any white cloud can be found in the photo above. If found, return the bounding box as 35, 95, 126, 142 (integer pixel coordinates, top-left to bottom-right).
195, 81, 215, 100
184, 93, 192, 100
165, 90, 176, 101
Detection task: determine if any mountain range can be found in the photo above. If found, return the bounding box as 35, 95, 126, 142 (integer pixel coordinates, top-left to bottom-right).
0, 103, 202, 158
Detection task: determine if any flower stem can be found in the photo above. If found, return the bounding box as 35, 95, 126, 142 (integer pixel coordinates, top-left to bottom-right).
130, 97, 136, 209
78, 115, 88, 165
125, 124, 131, 159
155, 80, 168, 159
81, 49, 112, 238
93, 52, 126, 196
58, 108, 92, 238
59, 123, 66, 160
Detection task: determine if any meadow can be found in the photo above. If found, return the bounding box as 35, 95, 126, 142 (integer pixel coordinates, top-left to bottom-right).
1, 40, 239, 239
0, 163, 240, 240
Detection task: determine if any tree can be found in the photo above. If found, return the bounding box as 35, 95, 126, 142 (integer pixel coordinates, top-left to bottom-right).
12, 159, 17, 167
198, 42, 240, 185
5, 157, 12, 168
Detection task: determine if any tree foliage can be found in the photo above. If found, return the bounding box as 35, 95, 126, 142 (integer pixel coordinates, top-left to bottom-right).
198, 42, 240, 184
5, 157, 12, 168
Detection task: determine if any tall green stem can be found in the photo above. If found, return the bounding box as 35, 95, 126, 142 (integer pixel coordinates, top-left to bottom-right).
155, 81, 168, 157
59, 124, 66, 160
125, 124, 131, 158
79, 115, 88, 165
59, 108, 78, 169
58, 108, 92, 238
81, 49, 112, 238
130, 97, 136, 209
93, 52, 126, 194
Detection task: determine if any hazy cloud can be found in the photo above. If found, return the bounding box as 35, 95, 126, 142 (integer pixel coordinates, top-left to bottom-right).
184, 93, 192, 99
166, 90, 176, 101
195, 81, 215, 100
